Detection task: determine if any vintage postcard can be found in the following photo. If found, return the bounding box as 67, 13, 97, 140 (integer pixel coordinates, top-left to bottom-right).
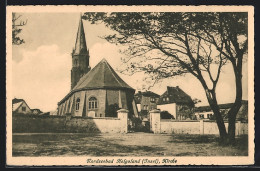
6, 5, 254, 166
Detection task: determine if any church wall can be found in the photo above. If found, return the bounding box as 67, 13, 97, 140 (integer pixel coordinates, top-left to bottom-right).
85, 89, 106, 117
60, 103, 65, 116
73, 91, 85, 117
64, 96, 71, 113
57, 105, 61, 115
58, 89, 136, 118
68, 94, 75, 113
119, 90, 127, 110
106, 90, 119, 107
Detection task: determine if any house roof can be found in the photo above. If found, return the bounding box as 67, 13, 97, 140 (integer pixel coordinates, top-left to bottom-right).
12, 98, 24, 104
157, 86, 194, 106
134, 91, 160, 104
12, 98, 32, 112
195, 100, 248, 112
59, 58, 134, 104
12, 98, 26, 112
12, 101, 23, 111
135, 91, 160, 97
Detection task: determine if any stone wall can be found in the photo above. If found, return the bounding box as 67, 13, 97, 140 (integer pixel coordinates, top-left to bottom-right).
13, 114, 67, 133
159, 119, 248, 135
150, 110, 248, 135
13, 110, 128, 133
160, 120, 200, 134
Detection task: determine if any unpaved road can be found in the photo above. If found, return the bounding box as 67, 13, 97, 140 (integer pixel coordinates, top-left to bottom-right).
12, 133, 248, 156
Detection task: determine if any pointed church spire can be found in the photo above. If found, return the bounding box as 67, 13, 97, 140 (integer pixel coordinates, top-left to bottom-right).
73, 14, 87, 55
71, 13, 91, 90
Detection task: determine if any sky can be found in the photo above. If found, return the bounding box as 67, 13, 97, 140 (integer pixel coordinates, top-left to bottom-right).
11, 13, 248, 112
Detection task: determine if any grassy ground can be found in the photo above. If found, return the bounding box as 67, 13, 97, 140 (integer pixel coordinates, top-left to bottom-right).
12, 133, 248, 156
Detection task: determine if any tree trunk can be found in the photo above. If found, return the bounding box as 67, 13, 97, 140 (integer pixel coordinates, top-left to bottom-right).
205, 89, 228, 142
227, 112, 237, 144
227, 55, 243, 144
227, 93, 242, 144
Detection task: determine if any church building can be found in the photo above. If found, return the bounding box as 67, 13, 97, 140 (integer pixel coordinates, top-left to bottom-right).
57, 16, 138, 118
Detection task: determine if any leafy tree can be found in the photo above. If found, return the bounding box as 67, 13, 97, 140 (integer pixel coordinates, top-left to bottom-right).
193, 98, 201, 105
12, 13, 27, 45
105, 103, 119, 117
83, 12, 248, 144
160, 111, 174, 119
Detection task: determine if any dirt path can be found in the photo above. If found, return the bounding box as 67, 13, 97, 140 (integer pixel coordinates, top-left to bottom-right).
12, 133, 248, 156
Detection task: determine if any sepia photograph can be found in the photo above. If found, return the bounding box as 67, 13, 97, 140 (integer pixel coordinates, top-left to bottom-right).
6, 5, 254, 166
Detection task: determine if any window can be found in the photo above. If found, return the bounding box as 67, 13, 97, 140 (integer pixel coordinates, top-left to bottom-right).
76, 98, 80, 111
163, 98, 166, 101
75, 59, 78, 66
150, 97, 155, 102
89, 97, 98, 109
166, 97, 169, 101
22, 107, 26, 112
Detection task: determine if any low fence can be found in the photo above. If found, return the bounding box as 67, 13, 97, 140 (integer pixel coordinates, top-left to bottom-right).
160, 120, 248, 135
12, 109, 128, 133
150, 110, 248, 135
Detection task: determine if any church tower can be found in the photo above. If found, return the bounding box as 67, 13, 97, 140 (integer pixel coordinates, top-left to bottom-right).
71, 15, 91, 89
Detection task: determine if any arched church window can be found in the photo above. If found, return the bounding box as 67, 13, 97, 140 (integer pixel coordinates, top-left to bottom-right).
76, 98, 80, 111
75, 59, 78, 66
89, 97, 98, 109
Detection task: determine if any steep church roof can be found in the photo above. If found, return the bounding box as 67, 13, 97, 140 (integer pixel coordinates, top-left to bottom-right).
73, 58, 134, 91
59, 59, 134, 104
73, 16, 88, 55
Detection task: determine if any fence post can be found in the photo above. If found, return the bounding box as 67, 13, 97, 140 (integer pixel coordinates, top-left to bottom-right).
117, 109, 129, 133
200, 120, 204, 135
150, 109, 161, 134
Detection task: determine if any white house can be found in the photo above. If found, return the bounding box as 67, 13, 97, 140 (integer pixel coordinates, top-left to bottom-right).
157, 86, 194, 120
12, 98, 32, 114
194, 100, 248, 121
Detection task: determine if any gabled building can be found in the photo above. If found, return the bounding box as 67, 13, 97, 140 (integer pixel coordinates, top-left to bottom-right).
157, 86, 194, 120
57, 16, 138, 118
12, 98, 31, 114
194, 100, 248, 121
134, 91, 160, 116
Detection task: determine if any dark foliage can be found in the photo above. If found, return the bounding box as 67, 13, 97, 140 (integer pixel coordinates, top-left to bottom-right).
83, 12, 248, 144
160, 111, 174, 119
105, 103, 119, 117
12, 13, 27, 45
